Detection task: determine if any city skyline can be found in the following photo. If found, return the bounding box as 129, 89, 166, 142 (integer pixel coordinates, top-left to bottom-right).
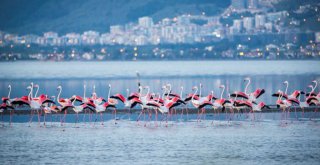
0, 0, 319, 61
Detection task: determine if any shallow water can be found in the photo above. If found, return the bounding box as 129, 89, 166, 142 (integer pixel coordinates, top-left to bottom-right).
0, 61, 319, 105
1, 61, 320, 164
0, 117, 319, 165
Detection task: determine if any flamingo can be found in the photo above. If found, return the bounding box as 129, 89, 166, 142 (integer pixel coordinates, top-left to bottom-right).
56, 85, 74, 125
306, 80, 317, 97
94, 102, 115, 125
231, 77, 265, 103
70, 95, 93, 125
106, 84, 122, 123
110, 88, 142, 120
1, 85, 15, 126
190, 86, 213, 122
212, 85, 230, 111
26, 83, 55, 126
0, 103, 14, 126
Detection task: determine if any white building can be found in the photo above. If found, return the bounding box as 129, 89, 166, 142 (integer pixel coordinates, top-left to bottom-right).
255, 15, 266, 28
138, 17, 154, 28
243, 17, 254, 31
247, 0, 258, 9
110, 25, 124, 34
233, 19, 243, 33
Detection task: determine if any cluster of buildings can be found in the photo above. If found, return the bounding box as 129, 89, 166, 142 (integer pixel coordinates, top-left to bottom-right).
0, 0, 319, 60
1, 0, 318, 46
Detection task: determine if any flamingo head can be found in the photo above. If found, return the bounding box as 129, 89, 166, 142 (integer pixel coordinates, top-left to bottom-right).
283, 81, 288, 85
308, 85, 313, 89
192, 86, 198, 90
199, 83, 202, 87
219, 85, 225, 88
108, 84, 111, 88
244, 77, 250, 81
181, 86, 183, 90
57, 85, 62, 90
126, 89, 129, 92
8, 85, 11, 89
312, 80, 317, 84
34, 84, 39, 88
26, 86, 32, 90
143, 86, 149, 89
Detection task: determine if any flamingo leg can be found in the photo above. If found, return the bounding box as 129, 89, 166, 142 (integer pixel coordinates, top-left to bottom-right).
29, 109, 34, 127
1, 112, 3, 127
43, 112, 46, 127
9, 109, 13, 127
100, 112, 104, 125
37, 109, 40, 126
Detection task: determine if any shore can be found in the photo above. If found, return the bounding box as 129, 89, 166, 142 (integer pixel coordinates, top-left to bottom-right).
1, 107, 318, 115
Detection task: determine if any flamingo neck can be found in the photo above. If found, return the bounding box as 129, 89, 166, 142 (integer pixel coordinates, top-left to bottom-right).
138, 87, 143, 99
57, 88, 62, 103
146, 87, 150, 98
8, 85, 11, 98
108, 86, 111, 99
72, 96, 76, 105
284, 82, 289, 94
168, 84, 171, 94
34, 85, 39, 98
211, 91, 214, 103
199, 84, 202, 97
313, 81, 318, 92
28, 88, 32, 101
83, 85, 86, 99
180, 87, 183, 99
220, 86, 225, 99
30, 83, 34, 99
191, 87, 198, 102
126, 89, 129, 98
244, 79, 250, 94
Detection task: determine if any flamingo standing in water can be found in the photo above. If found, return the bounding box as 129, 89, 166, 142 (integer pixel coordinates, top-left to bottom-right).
1, 85, 15, 126
190, 86, 213, 122
92, 85, 117, 125
106, 84, 123, 124
306, 80, 318, 97
212, 85, 231, 121
56, 85, 74, 125
231, 77, 265, 103
110, 88, 142, 120
70, 95, 94, 126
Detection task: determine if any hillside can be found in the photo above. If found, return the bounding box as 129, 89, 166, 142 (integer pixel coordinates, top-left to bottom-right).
0, 0, 230, 35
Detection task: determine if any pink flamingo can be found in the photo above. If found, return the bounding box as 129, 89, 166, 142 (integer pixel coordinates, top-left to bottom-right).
190, 85, 213, 122
56, 85, 74, 125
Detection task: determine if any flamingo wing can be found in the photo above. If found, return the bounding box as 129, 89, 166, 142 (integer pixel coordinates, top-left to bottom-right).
61, 105, 73, 112
146, 102, 161, 108
41, 99, 56, 105
198, 101, 213, 109
110, 94, 126, 103
253, 89, 265, 99
11, 99, 30, 106
128, 93, 139, 100
2, 97, 9, 103
230, 91, 249, 99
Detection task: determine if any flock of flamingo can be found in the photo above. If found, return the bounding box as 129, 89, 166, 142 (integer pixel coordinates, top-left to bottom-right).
0, 77, 319, 127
